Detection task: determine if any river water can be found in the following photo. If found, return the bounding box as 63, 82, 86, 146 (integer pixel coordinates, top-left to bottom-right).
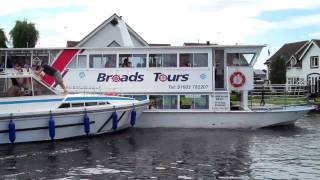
0, 114, 320, 180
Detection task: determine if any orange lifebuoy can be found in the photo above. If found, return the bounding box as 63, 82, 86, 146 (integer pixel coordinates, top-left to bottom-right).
230, 71, 246, 88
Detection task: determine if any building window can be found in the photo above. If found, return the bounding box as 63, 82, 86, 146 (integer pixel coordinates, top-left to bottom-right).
310, 56, 319, 68
89, 54, 116, 68
287, 77, 293, 85
149, 54, 177, 67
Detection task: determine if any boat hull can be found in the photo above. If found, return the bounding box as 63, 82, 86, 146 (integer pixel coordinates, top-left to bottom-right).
0, 105, 146, 144
135, 106, 315, 129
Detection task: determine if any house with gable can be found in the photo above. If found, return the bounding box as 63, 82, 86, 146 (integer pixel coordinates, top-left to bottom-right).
66, 13, 149, 48
265, 39, 320, 93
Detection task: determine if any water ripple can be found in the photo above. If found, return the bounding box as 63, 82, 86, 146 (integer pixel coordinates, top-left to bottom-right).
0, 114, 319, 179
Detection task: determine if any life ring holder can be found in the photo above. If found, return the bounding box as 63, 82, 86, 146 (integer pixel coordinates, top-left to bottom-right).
230, 71, 246, 88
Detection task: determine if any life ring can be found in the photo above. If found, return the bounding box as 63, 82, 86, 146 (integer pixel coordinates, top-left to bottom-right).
230, 71, 246, 88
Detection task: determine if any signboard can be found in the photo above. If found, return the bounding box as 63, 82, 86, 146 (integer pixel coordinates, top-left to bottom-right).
62, 68, 213, 93
212, 91, 230, 112
227, 67, 253, 91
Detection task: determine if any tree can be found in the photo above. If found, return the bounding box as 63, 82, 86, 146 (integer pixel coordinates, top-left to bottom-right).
270, 55, 286, 84
9, 19, 39, 48
0, 28, 7, 48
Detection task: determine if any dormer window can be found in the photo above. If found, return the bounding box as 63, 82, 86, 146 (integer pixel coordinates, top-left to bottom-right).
291, 58, 296, 66
310, 56, 319, 68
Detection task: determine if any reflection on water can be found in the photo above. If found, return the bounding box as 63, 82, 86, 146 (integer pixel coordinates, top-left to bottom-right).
0, 114, 320, 179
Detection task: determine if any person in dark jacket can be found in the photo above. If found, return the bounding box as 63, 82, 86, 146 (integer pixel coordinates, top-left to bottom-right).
35, 64, 68, 94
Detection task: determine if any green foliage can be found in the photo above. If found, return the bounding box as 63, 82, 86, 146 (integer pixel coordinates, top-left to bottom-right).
9, 19, 39, 48
270, 56, 286, 84
0, 28, 7, 48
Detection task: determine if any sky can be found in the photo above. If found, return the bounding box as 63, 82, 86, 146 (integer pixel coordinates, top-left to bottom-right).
1, 0, 320, 69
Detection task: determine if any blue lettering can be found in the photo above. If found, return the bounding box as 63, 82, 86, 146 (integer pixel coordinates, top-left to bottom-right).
97, 72, 144, 82
97, 73, 106, 82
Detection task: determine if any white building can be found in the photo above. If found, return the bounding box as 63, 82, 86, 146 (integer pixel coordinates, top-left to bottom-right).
66, 13, 149, 48
265, 39, 320, 93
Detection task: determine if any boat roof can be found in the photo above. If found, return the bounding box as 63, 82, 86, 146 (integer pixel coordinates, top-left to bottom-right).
0, 44, 266, 51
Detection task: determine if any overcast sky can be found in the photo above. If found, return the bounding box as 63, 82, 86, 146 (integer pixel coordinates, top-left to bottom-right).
1, 0, 320, 69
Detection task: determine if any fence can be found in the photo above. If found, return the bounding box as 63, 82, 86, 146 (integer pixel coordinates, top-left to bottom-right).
248, 84, 309, 109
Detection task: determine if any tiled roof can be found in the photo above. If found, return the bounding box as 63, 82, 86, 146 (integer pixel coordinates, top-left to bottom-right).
264, 41, 308, 65
313, 39, 320, 48
254, 69, 266, 75
66, 41, 79, 47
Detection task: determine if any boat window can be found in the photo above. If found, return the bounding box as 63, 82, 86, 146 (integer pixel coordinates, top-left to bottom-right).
78, 55, 87, 68
99, 102, 106, 105
32, 78, 56, 96
132, 54, 146, 68
5, 52, 32, 70
32, 54, 49, 67
227, 53, 255, 66
149, 54, 177, 67
7, 78, 23, 97
163, 54, 177, 67
0, 54, 5, 72
180, 53, 193, 67
149, 54, 162, 67
59, 103, 71, 108
68, 55, 87, 68
0, 52, 6, 73
98, 102, 110, 105
180, 95, 209, 109
133, 95, 147, 101
163, 95, 178, 109
68, 56, 77, 68
179, 53, 208, 68
149, 95, 177, 109
85, 102, 98, 106
124, 95, 148, 101
194, 95, 209, 109
119, 54, 132, 67
180, 95, 193, 109
89, 54, 116, 68
194, 53, 208, 67
119, 54, 146, 68
71, 103, 84, 107
149, 95, 163, 109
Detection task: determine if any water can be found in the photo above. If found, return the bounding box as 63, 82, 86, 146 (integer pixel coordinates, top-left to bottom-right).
1, 114, 320, 180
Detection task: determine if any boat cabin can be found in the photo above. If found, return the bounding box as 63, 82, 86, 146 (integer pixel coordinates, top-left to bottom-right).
0, 45, 263, 111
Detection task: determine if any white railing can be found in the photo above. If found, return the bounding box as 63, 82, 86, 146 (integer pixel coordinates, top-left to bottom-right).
248, 84, 309, 109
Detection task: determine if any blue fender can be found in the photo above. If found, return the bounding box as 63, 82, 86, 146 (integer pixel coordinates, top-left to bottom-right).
8, 117, 16, 143
48, 113, 55, 140
130, 109, 137, 127
83, 111, 90, 135
112, 111, 118, 130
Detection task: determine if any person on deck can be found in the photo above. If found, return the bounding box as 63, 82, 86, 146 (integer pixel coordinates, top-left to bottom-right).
8, 78, 21, 97
121, 58, 132, 67
35, 64, 68, 94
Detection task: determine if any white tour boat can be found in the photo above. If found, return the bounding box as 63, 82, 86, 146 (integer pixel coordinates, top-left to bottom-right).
0, 68, 149, 144
0, 46, 314, 131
